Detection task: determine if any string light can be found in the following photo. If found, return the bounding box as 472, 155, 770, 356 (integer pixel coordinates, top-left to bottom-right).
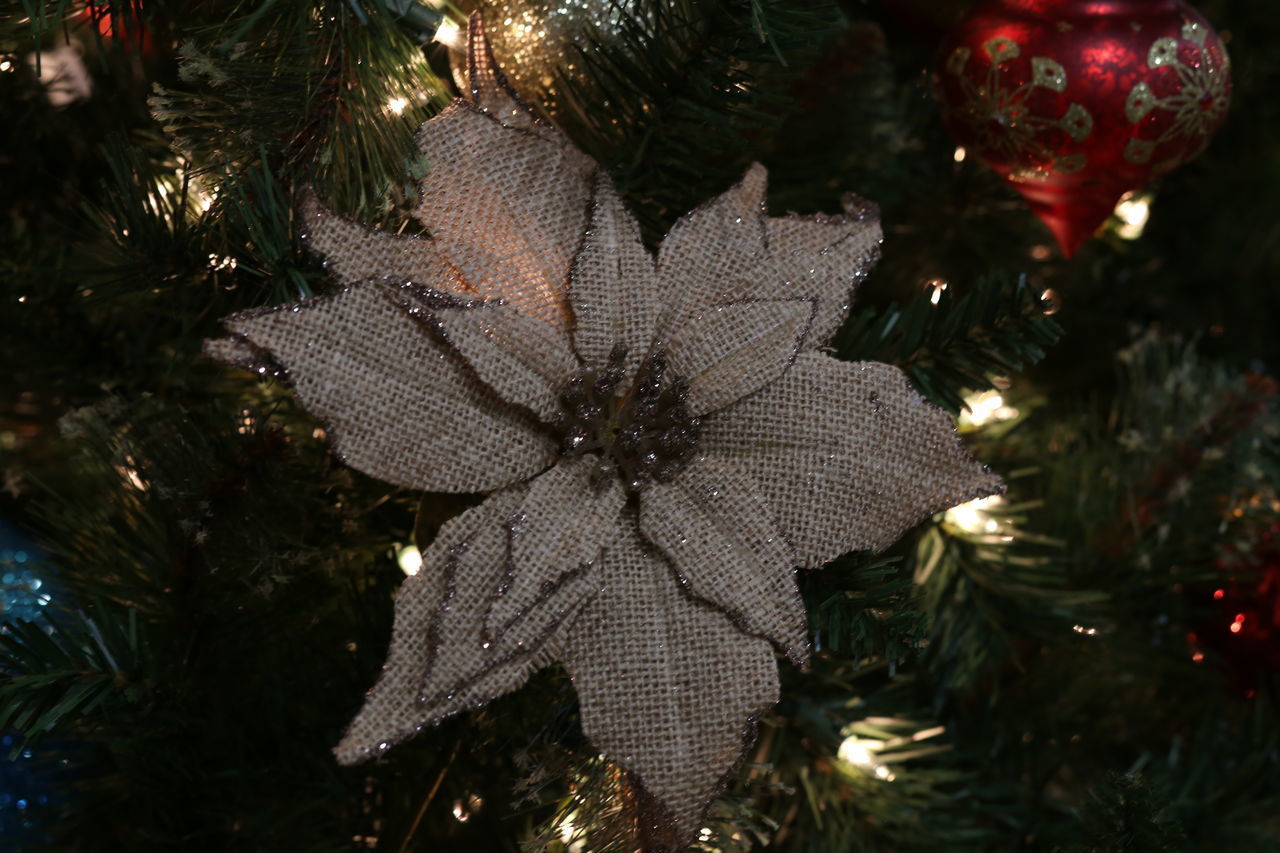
1040, 288, 1061, 315
837, 736, 896, 781
116, 460, 147, 492
387, 96, 408, 115
451, 794, 483, 822
396, 544, 422, 576
953, 146, 966, 162
945, 494, 1005, 535
1113, 190, 1152, 240
925, 277, 948, 305
433, 18, 463, 49
959, 389, 1019, 428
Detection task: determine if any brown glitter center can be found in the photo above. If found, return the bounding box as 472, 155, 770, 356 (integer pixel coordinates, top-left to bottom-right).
553, 345, 700, 492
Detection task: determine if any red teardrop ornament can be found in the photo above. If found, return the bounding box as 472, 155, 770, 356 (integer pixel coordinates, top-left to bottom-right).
933, 0, 1231, 257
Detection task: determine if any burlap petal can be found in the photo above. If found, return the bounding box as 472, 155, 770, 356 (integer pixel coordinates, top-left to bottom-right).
654, 163, 882, 348
296, 189, 472, 293
638, 458, 807, 666
569, 171, 660, 379
412, 101, 595, 332
667, 297, 816, 415
206, 281, 555, 493
560, 518, 779, 852
424, 295, 580, 422
483, 455, 625, 642
336, 477, 603, 764
703, 353, 1004, 566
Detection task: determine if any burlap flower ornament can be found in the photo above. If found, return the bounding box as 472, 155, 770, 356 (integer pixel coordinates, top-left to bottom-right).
205, 15, 1002, 850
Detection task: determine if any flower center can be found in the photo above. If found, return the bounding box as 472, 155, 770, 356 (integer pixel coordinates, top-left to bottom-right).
554, 345, 700, 492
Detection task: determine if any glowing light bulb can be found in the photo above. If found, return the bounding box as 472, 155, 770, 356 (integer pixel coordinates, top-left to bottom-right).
837, 736, 896, 782
434, 18, 463, 49
387, 96, 408, 115
1113, 191, 1152, 240
838, 738, 872, 766
960, 390, 1019, 428
397, 544, 422, 576
945, 494, 1004, 535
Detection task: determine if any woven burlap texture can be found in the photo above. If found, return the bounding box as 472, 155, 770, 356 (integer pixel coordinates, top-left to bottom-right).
204, 14, 1002, 851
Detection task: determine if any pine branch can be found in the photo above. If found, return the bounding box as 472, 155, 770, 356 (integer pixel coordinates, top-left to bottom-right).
547, 0, 845, 239
149, 0, 449, 221
0, 603, 147, 749
799, 553, 923, 665
215, 151, 318, 302
834, 273, 1063, 414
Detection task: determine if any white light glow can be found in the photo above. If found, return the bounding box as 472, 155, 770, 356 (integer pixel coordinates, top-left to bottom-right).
926, 278, 948, 305
953, 146, 966, 162
960, 390, 1019, 428
434, 19, 463, 49
945, 495, 1005, 535
838, 736, 895, 782
387, 96, 408, 115
1113, 191, 1152, 240
396, 544, 422, 576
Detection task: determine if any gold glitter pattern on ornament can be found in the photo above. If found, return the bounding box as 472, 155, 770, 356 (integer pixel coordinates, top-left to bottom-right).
942, 38, 1093, 180
1123, 19, 1231, 168
1031, 56, 1067, 93
455, 0, 636, 99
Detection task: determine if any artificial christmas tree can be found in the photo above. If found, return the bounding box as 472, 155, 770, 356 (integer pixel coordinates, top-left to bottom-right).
1, 1, 1277, 851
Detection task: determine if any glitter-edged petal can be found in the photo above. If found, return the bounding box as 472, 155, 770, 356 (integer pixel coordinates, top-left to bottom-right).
483, 455, 625, 643
206, 281, 555, 493
654, 163, 881, 348
335, 478, 602, 764
412, 103, 595, 330
421, 293, 580, 422
703, 353, 1004, 566
639, 459, 807, 665
570, 171, 660, 380
667, 297, 816, 415
560, 519, 779, 852
761, 194, 883, 344
297, 189, 472, 293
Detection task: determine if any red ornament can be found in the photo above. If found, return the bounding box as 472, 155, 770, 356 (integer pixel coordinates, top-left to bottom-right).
82, 0, 154, 58
933, 0, 1231, 257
